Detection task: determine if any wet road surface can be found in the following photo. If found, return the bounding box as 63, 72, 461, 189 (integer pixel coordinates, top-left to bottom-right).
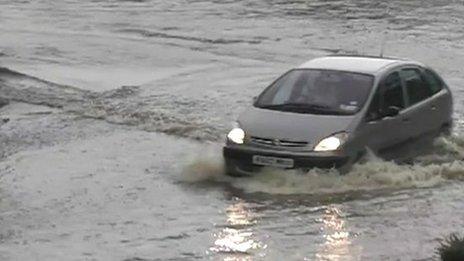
1, 0, 464, 260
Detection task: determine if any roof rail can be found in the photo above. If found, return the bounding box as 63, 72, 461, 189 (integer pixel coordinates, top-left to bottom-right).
326, 54, 408, 61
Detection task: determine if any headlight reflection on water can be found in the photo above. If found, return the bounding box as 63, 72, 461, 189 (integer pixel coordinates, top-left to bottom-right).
209, 199, 267, 259
315, 205, 362, 261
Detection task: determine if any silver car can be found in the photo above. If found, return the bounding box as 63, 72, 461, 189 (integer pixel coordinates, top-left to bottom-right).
223, 55, 453, 176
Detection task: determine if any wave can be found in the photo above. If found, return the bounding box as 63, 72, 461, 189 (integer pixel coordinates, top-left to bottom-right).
117, 28, 262, 45
180, 135, 464, 196
0, 66, 226, 141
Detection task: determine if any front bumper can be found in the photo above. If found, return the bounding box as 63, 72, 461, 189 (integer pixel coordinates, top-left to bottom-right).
223, 145, 349, 175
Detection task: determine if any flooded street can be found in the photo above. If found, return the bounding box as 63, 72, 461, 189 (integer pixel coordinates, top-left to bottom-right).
1, 0, 464, 260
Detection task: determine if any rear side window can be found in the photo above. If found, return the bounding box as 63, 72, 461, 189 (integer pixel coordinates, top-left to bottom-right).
422, 69, 443, 94
400, 68, 433, 105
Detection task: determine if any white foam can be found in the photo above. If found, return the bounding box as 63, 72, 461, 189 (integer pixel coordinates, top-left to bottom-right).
181, 135, 464, 195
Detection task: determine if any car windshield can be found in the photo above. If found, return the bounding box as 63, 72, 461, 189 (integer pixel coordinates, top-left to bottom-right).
255, 69, 374, 115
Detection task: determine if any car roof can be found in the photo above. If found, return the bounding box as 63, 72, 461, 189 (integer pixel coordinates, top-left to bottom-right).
298, 55, 417, 75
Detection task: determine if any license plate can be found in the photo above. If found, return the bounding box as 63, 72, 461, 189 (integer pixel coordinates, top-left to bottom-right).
252, 155, 294, 168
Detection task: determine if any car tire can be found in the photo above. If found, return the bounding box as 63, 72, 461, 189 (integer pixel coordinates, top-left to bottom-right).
440, 123, 452, 137
224, 159, 251, 177
338, 161, 353, 175
338, 150, 365, 175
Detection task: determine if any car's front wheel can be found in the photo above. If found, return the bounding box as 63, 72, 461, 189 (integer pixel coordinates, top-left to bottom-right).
224, 159, 256, 177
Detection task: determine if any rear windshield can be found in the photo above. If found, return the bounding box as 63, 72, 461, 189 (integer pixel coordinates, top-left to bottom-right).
255, 69, 374, 115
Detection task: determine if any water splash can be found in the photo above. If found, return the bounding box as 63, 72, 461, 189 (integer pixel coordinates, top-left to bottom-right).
179, 145, 226, 183
181, 135, 464, 195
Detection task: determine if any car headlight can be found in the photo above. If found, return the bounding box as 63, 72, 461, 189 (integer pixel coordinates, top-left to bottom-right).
314, 132, 348, 152
227, 127, 245, 144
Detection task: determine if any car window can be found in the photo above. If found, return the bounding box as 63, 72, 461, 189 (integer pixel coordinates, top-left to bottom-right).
366, 89, 381, 120
268, 71, 303, 104
381, 72, 404, 110
400, 68, 433, 105
255, 69, 374, 115
366, 72, 404, 120
422, 69, 443, 94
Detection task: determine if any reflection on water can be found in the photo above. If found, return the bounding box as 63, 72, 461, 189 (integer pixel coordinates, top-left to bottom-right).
316, 206, 361, 261
210, 198, 267, 259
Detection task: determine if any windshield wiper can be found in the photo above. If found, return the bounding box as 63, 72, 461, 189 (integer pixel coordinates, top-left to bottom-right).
259, 102, 329, 110
258, 102, 346, 115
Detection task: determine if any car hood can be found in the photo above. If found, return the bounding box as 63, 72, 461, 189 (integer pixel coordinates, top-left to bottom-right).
238, 107, 356, 147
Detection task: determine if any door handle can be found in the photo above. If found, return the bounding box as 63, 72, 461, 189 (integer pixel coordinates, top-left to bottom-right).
402, 118, 410, 123
431, 105, 437, 111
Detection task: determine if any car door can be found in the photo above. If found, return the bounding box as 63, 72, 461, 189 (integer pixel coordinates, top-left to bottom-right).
420, 68, 452, 132
359, 70, 410, 153
399, 67, 439, 138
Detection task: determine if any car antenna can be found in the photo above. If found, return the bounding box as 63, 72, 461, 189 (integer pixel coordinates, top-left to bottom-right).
380, 32, 387, 58
380, 6, 390, 58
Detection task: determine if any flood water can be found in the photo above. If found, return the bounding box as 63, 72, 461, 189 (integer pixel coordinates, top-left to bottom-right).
1, 0, 464, 260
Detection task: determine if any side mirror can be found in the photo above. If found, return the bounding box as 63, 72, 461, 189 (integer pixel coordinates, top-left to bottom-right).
382, 106, 400, 118
252, 96, 258, 103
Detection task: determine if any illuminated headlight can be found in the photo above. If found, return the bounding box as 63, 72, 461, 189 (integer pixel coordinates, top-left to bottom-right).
227, 127, 245, 144
314, 132, 348, 152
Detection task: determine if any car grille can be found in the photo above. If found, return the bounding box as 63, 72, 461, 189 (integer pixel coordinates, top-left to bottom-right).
250, 136, 309, 148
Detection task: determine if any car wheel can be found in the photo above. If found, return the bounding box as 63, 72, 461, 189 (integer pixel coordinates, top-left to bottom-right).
338, 150, 365, 175
440, 123, 452, 137
224, 159, 252, 177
